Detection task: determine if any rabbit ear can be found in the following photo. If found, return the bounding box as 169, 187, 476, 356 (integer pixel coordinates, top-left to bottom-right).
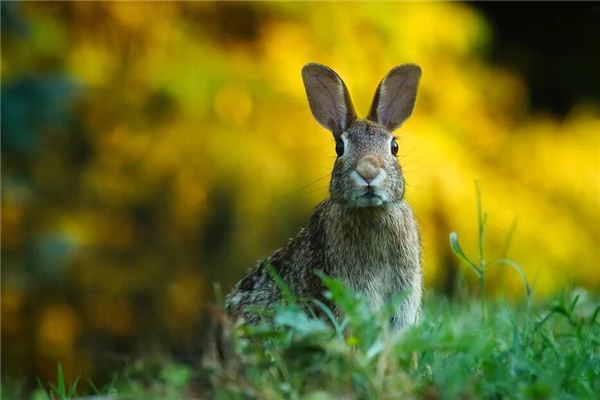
302, 63, 357, 137
368, 64, 421, 132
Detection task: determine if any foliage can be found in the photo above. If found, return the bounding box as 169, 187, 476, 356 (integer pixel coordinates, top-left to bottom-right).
34, 364, 80, 400
449, 180, 531, 322
1, 0, 599, 387
215, 287, 599, 400
5, 195, 599, 400
6, 284, 598, 399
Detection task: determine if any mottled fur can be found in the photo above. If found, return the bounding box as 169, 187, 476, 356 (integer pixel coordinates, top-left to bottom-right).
226, 63, 423, 329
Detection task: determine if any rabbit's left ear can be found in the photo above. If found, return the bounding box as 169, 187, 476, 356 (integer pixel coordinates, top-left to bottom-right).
368, 64, 421, 132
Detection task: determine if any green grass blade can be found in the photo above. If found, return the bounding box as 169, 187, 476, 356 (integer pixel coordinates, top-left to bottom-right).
67, 375, 81, 397
213, 282, 224, 307
312, 298, 343, 335
56, 363, 65, 397
449, 232, 481, 277
87, 378, 101, 395
265, 262, 296, 305
501, 217, 518, 259
569, 294, 580, 313
475, 179, 486, 268
493, 258, 532, 297
35, 377, 50, 399
590, 305, 600, 325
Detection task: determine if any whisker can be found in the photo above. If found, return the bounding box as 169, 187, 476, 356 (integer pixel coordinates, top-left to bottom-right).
281, 173, 332, 199
304, 184, 330, 197
404, 182, 434, 192
403, 164, 444, 173
398, 137, 431, 160
399, 154, 435, 166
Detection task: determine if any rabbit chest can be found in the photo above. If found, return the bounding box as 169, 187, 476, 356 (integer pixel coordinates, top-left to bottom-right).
323, 201, 421, 312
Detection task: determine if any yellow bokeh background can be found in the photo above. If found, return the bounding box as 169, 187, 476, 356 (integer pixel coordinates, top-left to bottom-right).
2, 1, 599, 384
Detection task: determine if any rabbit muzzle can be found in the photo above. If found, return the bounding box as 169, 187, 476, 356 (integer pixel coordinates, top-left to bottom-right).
350, 155, 388, 207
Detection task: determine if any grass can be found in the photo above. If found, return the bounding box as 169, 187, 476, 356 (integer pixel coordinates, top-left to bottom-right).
4, 185, 600, 399
449, 180, 531, 324
201, 287, 599, 400
35, 364, 80, 400
5, 287, 599, 399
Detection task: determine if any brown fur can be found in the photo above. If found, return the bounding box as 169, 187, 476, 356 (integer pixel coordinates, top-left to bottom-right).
226, 63, 423, 329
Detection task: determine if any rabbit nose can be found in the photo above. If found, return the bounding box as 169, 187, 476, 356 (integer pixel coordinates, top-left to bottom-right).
356, 156, 382, 182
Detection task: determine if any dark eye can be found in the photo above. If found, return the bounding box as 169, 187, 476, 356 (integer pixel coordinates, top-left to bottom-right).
335, 139, 345, 157
391, 139, 399, 156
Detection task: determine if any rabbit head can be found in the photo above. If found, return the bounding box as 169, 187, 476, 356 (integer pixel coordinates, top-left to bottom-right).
302, 63, 421, 208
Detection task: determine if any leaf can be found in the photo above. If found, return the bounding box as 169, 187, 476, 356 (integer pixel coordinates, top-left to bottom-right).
242, 325, 286, 340
493, 258, 532, 297
318, 273, 356, 312
56, 363, 65, 397
569, 294, 580, 314
533, 311, 556, 333
589, 305, 600, 326
501, 217, 519, 259
346, 336, 360, 346
67, 375, 81, 397
265, 262, 296, 305
449, 232, 480, 277
87, 379, 101, 395
312, 299, 343, 334
366, 340, 384, 360
274, 308, 330, 335
475, 179, 487, 265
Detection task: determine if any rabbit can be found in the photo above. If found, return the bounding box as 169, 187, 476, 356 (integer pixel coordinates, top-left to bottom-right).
226, 63, 423, 330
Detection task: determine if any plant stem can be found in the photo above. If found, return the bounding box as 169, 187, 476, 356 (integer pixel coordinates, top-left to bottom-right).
480, 269, 486, 323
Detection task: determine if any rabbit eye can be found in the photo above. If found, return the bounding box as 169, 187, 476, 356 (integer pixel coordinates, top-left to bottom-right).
391, 139, 399, 156
335, 139, 345, 157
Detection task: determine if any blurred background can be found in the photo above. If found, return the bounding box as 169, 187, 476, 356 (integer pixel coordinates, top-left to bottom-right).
2, 1, 599, 387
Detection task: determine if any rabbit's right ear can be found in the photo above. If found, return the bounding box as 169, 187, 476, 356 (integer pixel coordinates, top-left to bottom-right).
302, 63, 357, 138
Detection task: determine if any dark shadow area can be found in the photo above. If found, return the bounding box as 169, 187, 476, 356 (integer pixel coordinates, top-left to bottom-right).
473, 2, 600, 116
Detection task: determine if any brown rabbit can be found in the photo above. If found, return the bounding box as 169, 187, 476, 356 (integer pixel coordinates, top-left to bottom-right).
226, 63, 423, 329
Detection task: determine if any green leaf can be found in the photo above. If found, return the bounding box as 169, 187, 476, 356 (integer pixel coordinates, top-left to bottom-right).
319, 273, 355, 312
449, 232, 480, 277
66, 375, 80, 397
589, 305, 600, 325
366, 340, 384, 360
493, 258, 531, 297
475, 178, 487, 267
274, 307, 330, 335
265, 262, 296, 305
242, 325, 286, 340
312, 299, 343, 334
56, 363, 65, 397
569, 294, 580, 313
501, 217, 518, 259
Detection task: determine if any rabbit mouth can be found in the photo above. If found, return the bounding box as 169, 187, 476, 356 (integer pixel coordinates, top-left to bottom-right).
354, 190, 385, 207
